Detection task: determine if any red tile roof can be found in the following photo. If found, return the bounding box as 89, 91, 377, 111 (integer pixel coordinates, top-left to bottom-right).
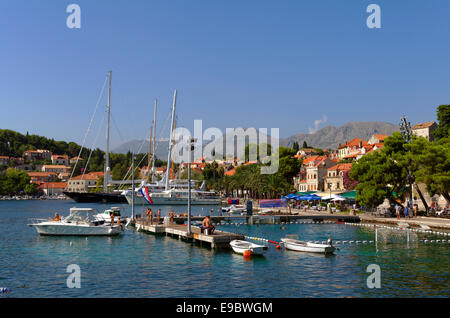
225, 168, 236, 176
338, 138, 368, 149
412, 121, 436, 130
328, 163, 352, 171
37, 182, 67, 190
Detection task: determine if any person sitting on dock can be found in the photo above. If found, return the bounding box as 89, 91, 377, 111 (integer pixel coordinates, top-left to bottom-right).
202, 215, 215, 234
52, 213, 61, 222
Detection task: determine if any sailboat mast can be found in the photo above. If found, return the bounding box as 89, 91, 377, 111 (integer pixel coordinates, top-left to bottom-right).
165, 90, 177, 190
104, 70, 112, 192
152, 99, 157, 182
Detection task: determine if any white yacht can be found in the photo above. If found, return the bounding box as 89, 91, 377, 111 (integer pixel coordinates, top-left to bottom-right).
124, 187, 220, 205
28, 208, 122, 236
94, 207, 127, 225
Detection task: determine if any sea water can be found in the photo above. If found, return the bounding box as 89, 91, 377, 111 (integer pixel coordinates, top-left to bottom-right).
0, 200, 448, 297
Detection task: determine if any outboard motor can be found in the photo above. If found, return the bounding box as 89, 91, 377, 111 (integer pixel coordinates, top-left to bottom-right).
327, 237, 333, 246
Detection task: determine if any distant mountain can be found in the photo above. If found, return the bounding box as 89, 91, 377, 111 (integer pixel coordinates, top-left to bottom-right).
112, 122, 399, 160
280, 122, 399, 149
112, 139, 169, 161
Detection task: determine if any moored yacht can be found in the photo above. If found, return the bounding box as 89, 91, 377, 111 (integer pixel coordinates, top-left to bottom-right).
28, 208, 122, 236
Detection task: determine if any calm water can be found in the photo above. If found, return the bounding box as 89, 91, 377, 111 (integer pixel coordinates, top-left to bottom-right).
0, 200, 449, 298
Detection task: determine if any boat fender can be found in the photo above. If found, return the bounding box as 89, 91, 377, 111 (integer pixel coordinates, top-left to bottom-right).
243, 250, 252, 257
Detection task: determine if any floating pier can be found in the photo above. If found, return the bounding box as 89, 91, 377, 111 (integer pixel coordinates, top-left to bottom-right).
135, 219, 245, 249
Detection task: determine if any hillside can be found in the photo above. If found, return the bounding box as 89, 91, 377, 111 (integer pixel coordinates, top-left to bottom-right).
280, 122, 399, 149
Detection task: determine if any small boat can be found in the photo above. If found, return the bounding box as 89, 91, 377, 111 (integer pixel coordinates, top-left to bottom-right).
222, 204, 246, 215
28, 208, 122, 236
229, 240, 266, 255
281, 238, 335, 254
257, 208, 273, 215
94, 207, 127, 225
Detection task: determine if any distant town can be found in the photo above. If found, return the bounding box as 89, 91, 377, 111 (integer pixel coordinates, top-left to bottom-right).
0, 117, 441, 211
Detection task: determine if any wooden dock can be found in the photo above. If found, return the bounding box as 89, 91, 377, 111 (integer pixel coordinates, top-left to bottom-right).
135, 219, 245, 249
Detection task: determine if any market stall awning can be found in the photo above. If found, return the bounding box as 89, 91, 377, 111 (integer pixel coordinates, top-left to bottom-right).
338, 190, 357, 200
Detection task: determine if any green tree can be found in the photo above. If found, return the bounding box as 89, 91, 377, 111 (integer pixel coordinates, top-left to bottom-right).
413, 136, 450, 203
302, 141, 308, 148
433, 105, 450, 141
292, 141, 299, 153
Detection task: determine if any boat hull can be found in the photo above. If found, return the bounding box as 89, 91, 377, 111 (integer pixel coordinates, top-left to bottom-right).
281, 239, 335, 254
125, 194, 220, 206
31, 223, 121, 236
63, 191, 127, 203
230, 240, 266, 255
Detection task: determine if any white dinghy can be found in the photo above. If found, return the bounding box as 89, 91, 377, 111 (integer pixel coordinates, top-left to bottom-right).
281, 237, 335, 254
229, 240, 267, 255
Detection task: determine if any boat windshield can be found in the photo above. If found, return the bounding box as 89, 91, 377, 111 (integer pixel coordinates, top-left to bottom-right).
66, 208, 97, 222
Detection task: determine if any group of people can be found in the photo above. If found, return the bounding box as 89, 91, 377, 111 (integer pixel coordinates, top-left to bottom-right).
393, 203, 417, 219
143, 208, 215, 234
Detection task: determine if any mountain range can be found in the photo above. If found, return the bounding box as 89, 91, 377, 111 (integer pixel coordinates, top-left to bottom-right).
111, 121, 399, 159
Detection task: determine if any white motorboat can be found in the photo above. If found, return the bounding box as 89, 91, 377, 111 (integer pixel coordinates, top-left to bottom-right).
281, 238, 335, 254
94, 207, 127, 225
222, 204, 246, 214
29, 208, 122, 236
229, 240, 266, 255
257, 208, 273, 215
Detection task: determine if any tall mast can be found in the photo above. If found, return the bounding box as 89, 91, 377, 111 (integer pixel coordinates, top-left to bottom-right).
148, 124, 152, 182
165, 90, 177, 190
152, 99, 157, 182
104, 70, 112, 192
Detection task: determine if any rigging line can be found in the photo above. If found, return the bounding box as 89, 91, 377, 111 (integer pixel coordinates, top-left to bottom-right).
117, 137, 148, 187
118, 151, 149, 188
69, 75, 108, 179
81, 113, 106, 179
110, 112, 126, 145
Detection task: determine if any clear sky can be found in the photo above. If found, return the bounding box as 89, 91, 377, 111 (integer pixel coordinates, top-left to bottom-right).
0, 0, 448, 149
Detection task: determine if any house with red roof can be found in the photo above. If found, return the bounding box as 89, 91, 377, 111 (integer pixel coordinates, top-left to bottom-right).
294, 156, 337, 192
66, 172, 104, 193
324, 163, 352, 192
337, 138, 368, 160
412, 121, 438, 141
368, 134, 388, 145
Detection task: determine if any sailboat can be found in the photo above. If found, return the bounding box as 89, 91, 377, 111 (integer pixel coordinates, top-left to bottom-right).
63, 71, 127, 203
123, 90, 220, 206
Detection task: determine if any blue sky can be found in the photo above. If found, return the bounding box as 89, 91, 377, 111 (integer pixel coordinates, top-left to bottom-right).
0, 0, 448, 149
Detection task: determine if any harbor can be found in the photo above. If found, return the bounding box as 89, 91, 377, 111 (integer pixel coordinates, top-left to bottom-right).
1, 200, 449, 298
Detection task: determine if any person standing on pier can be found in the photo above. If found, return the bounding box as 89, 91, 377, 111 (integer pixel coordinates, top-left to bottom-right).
110, 212, 115, 226
157, 209, 161, 224
146, 208, 153, 224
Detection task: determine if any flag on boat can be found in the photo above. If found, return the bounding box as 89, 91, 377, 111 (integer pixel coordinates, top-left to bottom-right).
140, 186, 153, 204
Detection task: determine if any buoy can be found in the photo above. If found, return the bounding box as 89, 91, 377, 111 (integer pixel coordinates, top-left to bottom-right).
276, 245, 281, 249
243, 250, 252, 257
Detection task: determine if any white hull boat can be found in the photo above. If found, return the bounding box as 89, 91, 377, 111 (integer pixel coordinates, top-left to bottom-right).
125, 187, 220, 206
222, 205, 246, 214
94, 207, 127, 225
29, 208, 122, 236
281, 238, 335, 254
229, 240, 266, 255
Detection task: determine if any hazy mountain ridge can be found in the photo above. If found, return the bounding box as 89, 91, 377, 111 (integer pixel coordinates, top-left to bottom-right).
280, 122, 399, 149
112, 122, 399, 158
